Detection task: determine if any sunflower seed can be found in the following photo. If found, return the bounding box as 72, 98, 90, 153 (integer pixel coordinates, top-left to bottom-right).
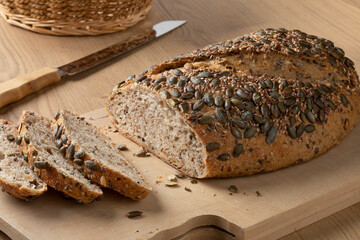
253, 115, 264, 124
231, 127, 242, 139
136, 150, 148, 157
306, 97, 313, 110
154, 77, 166, 84
285, 48, 296, 54
266, 126, 278, 144
135, 76, 146, 83
33, 149, 38, 157
177, 80, 186, 88
52, 124, 59, 138
327, 55, 337, 67
54, 111, 60, 120
236, 89, 251, 100
291, 105, 300, 114
260, 104, 270, 117
195, 90, 203, 99
167, 77, 178, 85
199, 116, 214, 125
230, 97, 245, 109
345, 57, 354, 67
59, 146, 67, 157
305, 124, 315, 133
15, 136, 22, 145
193, 99, 205, 111
261, 120, 272, 134
24, 135, 30, 144
203, 93, 214, 106
179, 102, 189, 113
318, 110, 325, 124
297, 90, 306, 102
33, 161, 49, 169
226, 87, 234, 97
24, 155, 28, 162
181, 92, 194, 99
340, 94, 349, 107
271, 104, 280, 118
270, 90, 281, 99
296, 123, 305, 138
265, 79, 273, 88
284, 97, 296, 106
218, 71, 231, 77
68, 144, 75, 160
244, 126, 257, 138
305, 110, 316, 123
287, 124, 297, 139
217, 153, 230, 161
215, 108, 227, 124
244, 85, 255, 93
55, 126, 63, 139
154, 84, 161, 91
55, 139, 63, 149
172, 89, 181, 98
283, 87, 292, 96
252, 92, 261, 104
61, 134, 68, 144
173, 69, 183, 76
211, 78, 220, 87
85, 160, 99, 170
215, 96, 224, 107
126, 211, 143, 219
186, 85, 195, 92
190, 76, 203, 85
326, 99, 336, 110
206, 142, 220, 152
241, 111, 253, 121
232, 118, 248, 129
259, 80, 267, 89
160, 90, 171, 99
224, 99, 231, 110
281, 80, 289, 88
74, 159, 84, 165
74, 149, 85, 159
198, 71, 212, 78
290, 116, 296, 126
233, 144, 243, 157
168, 99, 180, 107
300, 111, 306, 122
314, 98, 325, 109
228, 185, 238, 193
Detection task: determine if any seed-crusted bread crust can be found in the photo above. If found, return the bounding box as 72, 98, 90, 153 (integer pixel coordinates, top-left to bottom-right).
17, 111, 103, 203
51, 110, 151, 200
0, 120, 47, 200
107, 28, 360, 178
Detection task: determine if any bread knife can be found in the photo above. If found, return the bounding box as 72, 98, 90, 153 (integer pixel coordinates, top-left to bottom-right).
0, 20, 187, 109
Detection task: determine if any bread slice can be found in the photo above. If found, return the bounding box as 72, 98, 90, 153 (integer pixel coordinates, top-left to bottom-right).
52, 110, 151, 200
18, 111, 103, 203
0, 120, 47, 200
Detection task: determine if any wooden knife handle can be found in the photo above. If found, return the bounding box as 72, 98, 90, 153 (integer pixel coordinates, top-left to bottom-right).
0, 67, 61, 109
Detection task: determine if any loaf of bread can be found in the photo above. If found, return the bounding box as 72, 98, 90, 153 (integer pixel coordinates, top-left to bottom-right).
18, 111, 103, 203
51, 110, 151, 200
0, 120, 47, 200
107, 28, 360, 178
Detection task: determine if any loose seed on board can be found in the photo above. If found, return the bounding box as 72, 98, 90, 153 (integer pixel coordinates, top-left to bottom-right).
68, 144, 75, 160
126, 211, 143, 219
85, 160, 99, 170
135, 150, 148, 157
228, 185, 238, 193
118, 144, 128, 151
206, 142, 220, 152
165, 181, 178, 187
15, 136, 22, 145
184, 187, 192, 192
217, 153, 230, 161
74, 149, 85, 159
233, 144, 243, 157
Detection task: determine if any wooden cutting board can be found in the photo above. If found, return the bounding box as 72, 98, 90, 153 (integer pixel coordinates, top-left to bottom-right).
0, 108, 360, 240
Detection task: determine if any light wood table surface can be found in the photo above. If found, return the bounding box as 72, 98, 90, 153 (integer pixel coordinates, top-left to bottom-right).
0, 0, 360, 239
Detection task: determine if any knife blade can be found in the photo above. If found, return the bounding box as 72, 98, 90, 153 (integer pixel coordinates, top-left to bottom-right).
0, 20, 187, 109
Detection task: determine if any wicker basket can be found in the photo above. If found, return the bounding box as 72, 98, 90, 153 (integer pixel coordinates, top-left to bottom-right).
0, 0, 153, 35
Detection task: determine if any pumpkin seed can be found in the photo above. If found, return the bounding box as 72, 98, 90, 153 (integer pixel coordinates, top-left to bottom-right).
215, 95, 224, 107
296, 123, 305, 138
6, 134, 14, 141
195, 90, 203, 99
172, 89, 181, 98
68, 144, 75, 160
74, 149, 85, 159
233, 144, 243, 157
215, 108, 227, 124
177, 80, 186, 88
252, 92, 261, 104
61, 134, 68, 144
231, 127, 242, 139
204, 93, 214, 106
226, 87, 234, 97
297, 90, 306, 102
154, 77, 166, 84
290, 116, 296, 126
85, 160, 99, 170
266, 126, 278, 144
173, 69, 183, 76
232, 118, 248, 129
181, 92, 194, 99
305, 124, 315, 133
24, 135, 30, 144
218, 71, 231, 77
15, 136, 22, 145
198, 71, 212, 78
126, 211, 143, 219
117, 144, 128, 151
287, 124, 297, 139
270, 104, 280, 118
284, 97, 296, 106
190, 76, 203, 85
241, 111, 253, 121
193, 99, 205, 111
33, 161, 49, 169
217, 153, 230, 161
244, 126, 257, 138
236, 89, 251, 100
305, 110, 316, 123
199, 116, 214, 125
211, 78, 220, 87
228, 185, 238, 193
270, 90, 281, 99
179, 102, 189, 113
74, 159, 84, 165
167, 77, 178, 85
186, 85, 195, 92
160, 90, 171, 99
55, 139, 63, 149
340, 94, 349, 107
206, 142, 220, 152
261, 120, 272, 134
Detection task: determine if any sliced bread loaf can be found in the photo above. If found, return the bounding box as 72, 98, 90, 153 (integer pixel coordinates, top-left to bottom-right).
0, 120, 47, 200
18, 111, 103, 203
52, 110, 151, 200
